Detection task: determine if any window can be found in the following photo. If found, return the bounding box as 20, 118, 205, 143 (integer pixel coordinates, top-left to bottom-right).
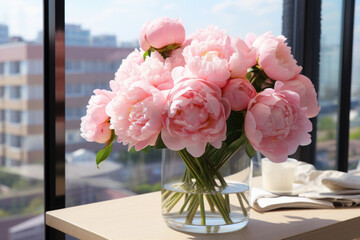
316, 0, 344, 170
8, 134, 23, 148
65, 107, 85, 120
65, 83, 82, 97
64, 0, 283, 212
39, 0, 359, 239
0, 109, 5, 121
9, 110, 22, 124
9, 86, 21, 99
9, 61, 21, 75
26, 85, 44, 100
0, 1, 44, 240
0, 86, 4, 98
0, 62, 4, 75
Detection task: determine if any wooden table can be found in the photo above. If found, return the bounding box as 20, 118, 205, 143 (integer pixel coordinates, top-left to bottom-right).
46, 191, 360, 240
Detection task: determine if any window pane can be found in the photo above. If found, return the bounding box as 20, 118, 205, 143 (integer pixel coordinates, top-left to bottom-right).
65, 0, 283, 212
316, 0, 343, 170
0, 1, 44, 239
349, 0, 360, 171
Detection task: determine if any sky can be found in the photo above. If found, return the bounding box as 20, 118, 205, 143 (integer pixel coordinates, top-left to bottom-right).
0, 0, 283, 42
0, 0, 358, 50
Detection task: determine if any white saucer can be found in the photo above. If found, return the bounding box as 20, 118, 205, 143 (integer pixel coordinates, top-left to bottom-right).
267, 183, 305, 196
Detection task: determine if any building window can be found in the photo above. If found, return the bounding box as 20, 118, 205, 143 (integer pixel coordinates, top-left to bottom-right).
66, 83, 82, 97
0, 110, 5, 122
9, 134, 23, 148
9, 61, 21, 75
66, 107, 86, 120
0, 133, 5, 145
9, 110, 22, 124
0, 62, 4, 75
9, 86, 21, 99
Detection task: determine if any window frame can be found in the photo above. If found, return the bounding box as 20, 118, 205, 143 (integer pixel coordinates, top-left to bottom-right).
43, 0, 356, 239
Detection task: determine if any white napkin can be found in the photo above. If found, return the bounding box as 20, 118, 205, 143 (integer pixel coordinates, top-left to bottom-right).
251, 187, 334, 212
251, 161, 360, 211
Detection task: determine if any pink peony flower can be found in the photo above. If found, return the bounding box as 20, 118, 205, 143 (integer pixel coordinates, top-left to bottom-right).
275, 75, 321, 118
161, 78, 231, 157
222, 78, 256, 111
112, 49, 144, 91
179, 26, 234, 88
253, 33, 302, 81
229, 37, 257, 78
112, 50, 173, 92
244, 88, 312, 163
80, 89, 115, 143
139, 17, 185, 51
106, 86, 167, 151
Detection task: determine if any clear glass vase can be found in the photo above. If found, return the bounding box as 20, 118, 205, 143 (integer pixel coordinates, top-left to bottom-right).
161, 146, 252, 234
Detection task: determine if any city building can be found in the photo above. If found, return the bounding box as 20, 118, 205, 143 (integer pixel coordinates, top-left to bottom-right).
0, 24, 9, 44
92, 34, 117, 47
65, 24, 91, 46
0, 42, 133, 166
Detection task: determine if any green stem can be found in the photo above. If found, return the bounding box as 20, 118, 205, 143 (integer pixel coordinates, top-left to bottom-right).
236, 193, 248, 217
205, 195, 216, 213
199, 194, 206, 225
225, 194, 231, 213
185, 197, 199, 224
241, 192, 250, 206
166, 193, 184, 213
179, 194, 193, 215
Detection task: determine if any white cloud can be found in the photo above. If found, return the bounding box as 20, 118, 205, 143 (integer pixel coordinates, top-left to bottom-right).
163, 3, 179, 11
211, 0, 282, 16
0, 0, 42, 40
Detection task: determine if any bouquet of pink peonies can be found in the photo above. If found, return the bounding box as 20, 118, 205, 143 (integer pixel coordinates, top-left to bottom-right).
81, 16, 319, 164
80, 16, 320, 230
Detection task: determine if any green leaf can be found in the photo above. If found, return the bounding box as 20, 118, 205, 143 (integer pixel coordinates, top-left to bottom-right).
143, 50, 151, 60
95, 130, 116, 167
154, 134, 166, 149
245, 71, 252, 81
129, 146, 137, 153
245, 140, 256, 158
96, 143, 113, 167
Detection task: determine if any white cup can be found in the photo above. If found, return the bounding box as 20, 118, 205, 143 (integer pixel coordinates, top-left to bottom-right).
261, 158, 298, 193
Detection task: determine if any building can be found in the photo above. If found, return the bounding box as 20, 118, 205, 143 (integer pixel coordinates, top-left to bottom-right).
0, 24, 9, 44
0, 42, 133, 166
65, 24, 91, 46
92, 34, 117, 47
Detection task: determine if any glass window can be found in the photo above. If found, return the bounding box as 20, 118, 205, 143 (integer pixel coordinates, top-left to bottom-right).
9, 110, 22, 124
349, 0, 360, 170
9, 134, 23, 148
0, 1, 44, 239
9, 61, 21, 75
65, 0, 283, 211
316, 0, 343, 170
9, 86, 21, 99
0, 62, 4, 75
0, 109, 5, 121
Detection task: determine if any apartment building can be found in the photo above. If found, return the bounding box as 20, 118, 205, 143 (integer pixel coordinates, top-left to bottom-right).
0, 42, 133, 166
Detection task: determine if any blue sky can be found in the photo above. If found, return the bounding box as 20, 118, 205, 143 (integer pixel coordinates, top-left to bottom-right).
0, 0, 358, 46
0, 0, 283, 42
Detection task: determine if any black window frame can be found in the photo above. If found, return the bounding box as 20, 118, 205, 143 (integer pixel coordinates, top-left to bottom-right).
283, 0, 355, 171
43, 0, 356, 239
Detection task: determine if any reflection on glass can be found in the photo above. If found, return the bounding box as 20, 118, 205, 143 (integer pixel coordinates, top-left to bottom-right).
349, 0, 360, 171
0, 0, 44, 239
64, 0, 283, 210
316, 0, 343, 170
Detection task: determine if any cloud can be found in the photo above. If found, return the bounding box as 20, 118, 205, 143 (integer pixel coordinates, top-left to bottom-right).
163, 3, 179, 11
211, 0, 282, 16
0, 0, 42, 40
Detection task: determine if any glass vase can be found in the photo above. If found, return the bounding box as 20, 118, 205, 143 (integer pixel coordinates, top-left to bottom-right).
161, 146, 252, 234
